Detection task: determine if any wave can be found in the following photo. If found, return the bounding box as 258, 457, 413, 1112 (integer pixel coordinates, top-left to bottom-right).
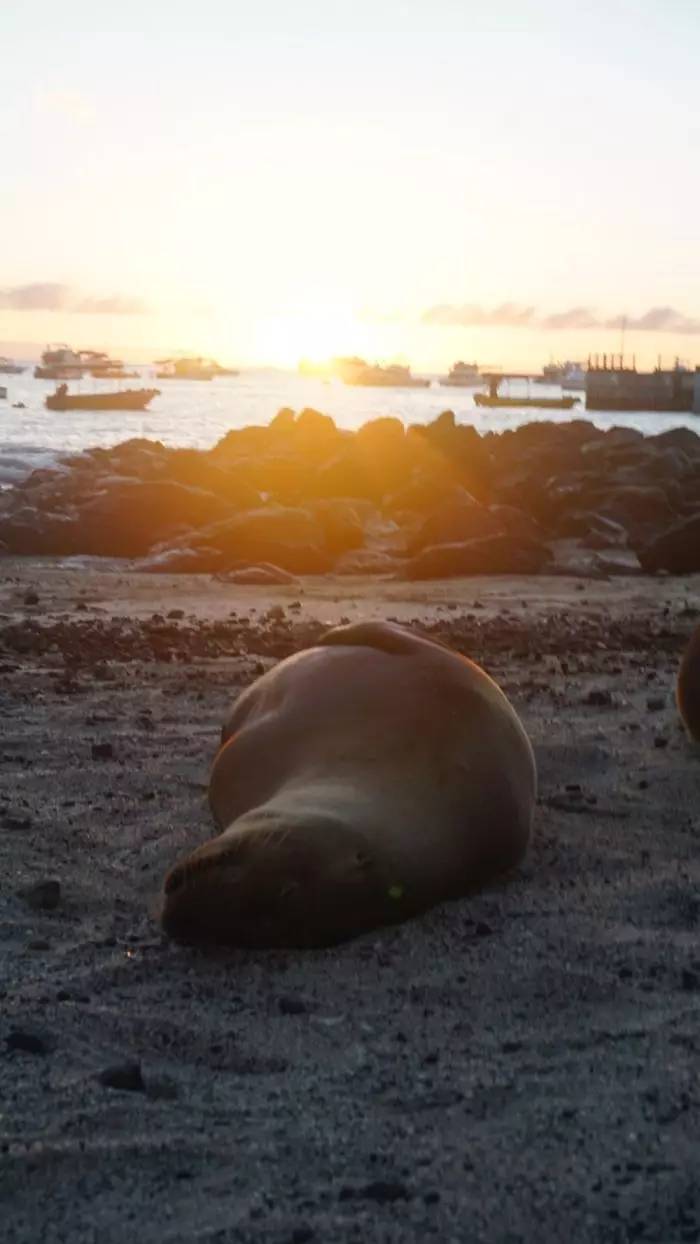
0, 443, 67, 487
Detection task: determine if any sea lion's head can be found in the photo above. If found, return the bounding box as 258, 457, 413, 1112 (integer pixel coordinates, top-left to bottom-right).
160, 801, 398, 948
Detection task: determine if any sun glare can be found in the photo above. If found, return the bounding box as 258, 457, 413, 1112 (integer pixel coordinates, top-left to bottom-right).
255, 304, 379, 370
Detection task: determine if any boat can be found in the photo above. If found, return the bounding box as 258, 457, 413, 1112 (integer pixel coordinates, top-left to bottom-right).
344, 361, 430, 388
89, 367, 140, 379
35, 344, 85, 379
0, 385, 7, 400
537, 361, 586, 390
34, 344, 129, 380
475, 393, 580, 409
155, 356, 238, 380
440, 361, 483, 388
475, 372, 580, 410
0, 357, 25, 374
45, 384, 160, 411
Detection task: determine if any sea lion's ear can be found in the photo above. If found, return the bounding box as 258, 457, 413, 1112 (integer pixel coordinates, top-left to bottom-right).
318, 621, 418, 655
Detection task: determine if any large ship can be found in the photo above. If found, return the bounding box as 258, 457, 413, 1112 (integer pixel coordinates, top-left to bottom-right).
155, 356, 239, 380
440, 361, 483, 388
336, 358, 430, 388
34, 345, 132, 380
538, 361, 586, 390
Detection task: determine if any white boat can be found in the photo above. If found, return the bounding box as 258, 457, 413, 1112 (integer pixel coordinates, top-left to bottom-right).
440, 361, 483, 388
34, 344, 127, 380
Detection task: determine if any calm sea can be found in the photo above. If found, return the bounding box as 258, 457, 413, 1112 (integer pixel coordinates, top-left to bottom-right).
1, 366, 698, 486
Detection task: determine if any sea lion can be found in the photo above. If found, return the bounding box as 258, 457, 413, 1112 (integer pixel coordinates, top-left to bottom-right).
161, 621, 537, 948
677, 623, 700, 743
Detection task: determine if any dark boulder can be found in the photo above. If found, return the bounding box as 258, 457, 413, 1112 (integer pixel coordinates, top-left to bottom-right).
648, 427, 700, 457
306, 499, 365, 554
138, 546, 225, 574
0, 507, 81, 556
487, 504, 544, 541
74, 480, 235, 557
188, 505, 332, 574
401, 534, 552, 580
409, 497, 501, 553
221, 563, 301, 586
638, 513, 700, 573
334, 549, 404, 576
384, 480, 479, 518
153, 450, 261, 507
556, 511, 629, 547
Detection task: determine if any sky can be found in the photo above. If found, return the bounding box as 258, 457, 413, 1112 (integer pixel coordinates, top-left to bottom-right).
1, 0, 700, 371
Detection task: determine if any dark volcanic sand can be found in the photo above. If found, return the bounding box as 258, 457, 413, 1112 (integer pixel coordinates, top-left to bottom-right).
1, 564, 700, 1243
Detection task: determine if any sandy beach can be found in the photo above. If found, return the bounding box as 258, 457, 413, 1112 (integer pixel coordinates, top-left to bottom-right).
2, 562, 699, 1243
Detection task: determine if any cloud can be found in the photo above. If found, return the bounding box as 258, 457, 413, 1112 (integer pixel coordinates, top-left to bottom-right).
422, 303, 536, 327
421, 302, 700, 335
604, 306, 700, 335
0, 284, 148, 315
540, 307, 600, 331
73, 294, 149, 315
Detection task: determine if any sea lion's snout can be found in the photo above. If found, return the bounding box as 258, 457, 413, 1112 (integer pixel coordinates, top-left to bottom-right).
161, 815, 385, 948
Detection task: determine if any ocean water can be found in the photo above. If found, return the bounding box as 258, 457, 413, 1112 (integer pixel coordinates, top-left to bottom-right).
1, 366, 698, 486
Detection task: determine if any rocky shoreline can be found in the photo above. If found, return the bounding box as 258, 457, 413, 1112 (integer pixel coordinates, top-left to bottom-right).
3, 408, 700, 578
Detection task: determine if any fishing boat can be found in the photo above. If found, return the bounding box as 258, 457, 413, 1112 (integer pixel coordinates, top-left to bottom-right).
475, 372, 580, 410
46, 384, 160, 411
0, 357, 25, 374
475, 393, 580, 409
440, 361, 483, 388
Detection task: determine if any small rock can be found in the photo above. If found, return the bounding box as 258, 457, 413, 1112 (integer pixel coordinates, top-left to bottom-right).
653, 736, 669, 750
23, 591, 39, 606
278, 996, 309, 1016
647, 696, 666, 712
1, 813, 32, 830
99, 1062, 146, 1092
20, 879, 61, 911
146, 1075, 179, 1101
585, 688, 614, 707
167, 609, 185, 620
91, 741, 114, 761
6, 1028, 54, 1055
361, 1181, 410, 1203
681, 970, 699, 992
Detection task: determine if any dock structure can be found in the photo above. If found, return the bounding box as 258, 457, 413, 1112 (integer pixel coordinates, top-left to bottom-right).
586, 355, 700, 413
